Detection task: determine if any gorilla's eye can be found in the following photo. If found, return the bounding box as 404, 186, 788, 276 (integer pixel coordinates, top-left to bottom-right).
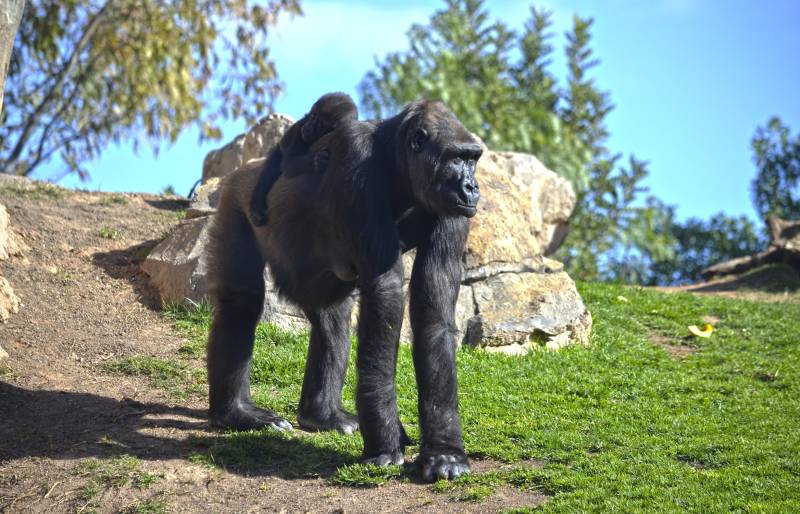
410, 128, 428, 152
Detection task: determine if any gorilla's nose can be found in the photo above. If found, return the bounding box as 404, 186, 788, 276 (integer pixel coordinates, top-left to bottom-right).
458, 176, 480, 206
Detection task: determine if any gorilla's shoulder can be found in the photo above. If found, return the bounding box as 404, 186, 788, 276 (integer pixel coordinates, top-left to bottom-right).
330, 120, 377, 162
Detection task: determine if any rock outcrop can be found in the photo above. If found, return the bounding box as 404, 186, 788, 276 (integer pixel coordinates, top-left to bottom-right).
0, 202, 22, 322
702, 216, 800, 280
143, 115, 592, 350
201, 114, 293, 183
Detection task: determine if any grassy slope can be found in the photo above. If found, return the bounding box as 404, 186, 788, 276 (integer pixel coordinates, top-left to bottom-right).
112, 283, 800, 512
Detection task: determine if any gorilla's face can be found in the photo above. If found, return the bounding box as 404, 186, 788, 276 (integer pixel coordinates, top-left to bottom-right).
404, 103, 482, 218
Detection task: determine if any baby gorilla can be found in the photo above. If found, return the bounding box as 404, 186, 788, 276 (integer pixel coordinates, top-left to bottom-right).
249, 92, 358, 226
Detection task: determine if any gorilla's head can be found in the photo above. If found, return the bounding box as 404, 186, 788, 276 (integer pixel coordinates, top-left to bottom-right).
399, 101, 482, 218
301, 92, 359, 144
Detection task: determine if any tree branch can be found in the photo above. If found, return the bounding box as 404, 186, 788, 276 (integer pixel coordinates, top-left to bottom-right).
4, 1, 111, 173
23, 51, 105, 176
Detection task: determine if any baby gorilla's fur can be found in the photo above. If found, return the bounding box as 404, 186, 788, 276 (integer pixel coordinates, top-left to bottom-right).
249, 92, 358, 226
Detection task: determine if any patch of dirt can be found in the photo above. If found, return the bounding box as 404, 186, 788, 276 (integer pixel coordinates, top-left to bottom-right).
649, 331, 696, 359
0, 180, 547, 513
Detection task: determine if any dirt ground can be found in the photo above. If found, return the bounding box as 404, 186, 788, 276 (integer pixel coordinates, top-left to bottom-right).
0, 179, 546, 513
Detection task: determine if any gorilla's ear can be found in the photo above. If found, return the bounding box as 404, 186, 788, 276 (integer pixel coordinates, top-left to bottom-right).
409, 128, 428, 153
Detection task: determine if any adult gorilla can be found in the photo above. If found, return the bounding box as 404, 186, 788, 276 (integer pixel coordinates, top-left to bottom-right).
206, 99, 482, 481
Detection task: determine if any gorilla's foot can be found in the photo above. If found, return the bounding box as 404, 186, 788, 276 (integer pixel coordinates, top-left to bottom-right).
297, 408, 359, 435
418, 452, 470, 482
210, 402, 293, 431
362, 449, 405, 466
360, 427, 410, 467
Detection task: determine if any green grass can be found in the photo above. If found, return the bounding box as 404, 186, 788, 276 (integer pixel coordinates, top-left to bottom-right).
103, 354, 204, 399
121, 496, 169, 514
72, 455, 164, 513
97, 194, 130, 206
159, 283, 800, 511
0, 182, 64, 200
329, 463, 404, 487
98, 226, 120, 240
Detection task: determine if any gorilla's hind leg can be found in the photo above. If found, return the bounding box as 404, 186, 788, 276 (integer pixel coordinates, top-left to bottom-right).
297, 296, 359, 434
207, 206, 291, 431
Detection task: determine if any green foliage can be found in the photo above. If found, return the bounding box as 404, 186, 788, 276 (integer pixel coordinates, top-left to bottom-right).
0, 0, 301, 179
649, 213, 766, 285
103, 354, 204, 399
74, 454, 144, 488
751, 117, 800, 222
121, 497, 169, 514
358, 0, 674, 283
98, 193, 129, 206
98, 226, 119, 239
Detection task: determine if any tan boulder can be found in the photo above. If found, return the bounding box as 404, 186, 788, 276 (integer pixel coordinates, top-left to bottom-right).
0, 275, 19, 322
0, 203, 25, 260
201, 114, 294, 184
186, 177, 222, 219
465, 256, 591, 348
466, 151, 576, 268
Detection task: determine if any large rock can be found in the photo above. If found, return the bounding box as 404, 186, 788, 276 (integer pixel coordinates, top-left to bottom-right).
201, 114, 294, 183
468, 152, 575, 263
142, 217, 306, 330
768, 217, 800, 256
702, 217, 800, 280
0, 202, 22, 322
186, 177, 222, 219
144, 114, 591, 350
0, 275, 19, 322
464, 257, 592, 350
141, 218, 211, 303
0, 203, 24, 260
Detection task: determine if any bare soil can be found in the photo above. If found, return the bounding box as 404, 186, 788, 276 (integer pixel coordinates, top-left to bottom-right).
0, 179, 545, 513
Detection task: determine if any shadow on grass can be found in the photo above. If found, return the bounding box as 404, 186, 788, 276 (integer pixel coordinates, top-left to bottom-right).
0, 382, 354, 479
188, 431, 355, 478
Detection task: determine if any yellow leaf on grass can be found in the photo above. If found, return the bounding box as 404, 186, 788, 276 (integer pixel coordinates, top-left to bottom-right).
688, 324, 714, 338
616, 295, 629, 303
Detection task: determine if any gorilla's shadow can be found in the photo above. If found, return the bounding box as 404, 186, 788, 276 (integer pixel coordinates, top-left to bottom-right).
0, 382, 354, 479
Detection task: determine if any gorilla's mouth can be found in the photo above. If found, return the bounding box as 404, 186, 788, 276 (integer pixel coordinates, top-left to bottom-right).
454, 201, 478, 217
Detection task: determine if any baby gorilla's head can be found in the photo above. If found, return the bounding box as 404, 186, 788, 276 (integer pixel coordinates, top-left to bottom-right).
300, 92, 358, 144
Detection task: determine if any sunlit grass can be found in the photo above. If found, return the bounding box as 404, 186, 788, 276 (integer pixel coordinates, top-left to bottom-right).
152, 283, 800, 511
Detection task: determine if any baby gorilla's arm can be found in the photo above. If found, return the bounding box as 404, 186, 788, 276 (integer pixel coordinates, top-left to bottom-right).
279, 152, 318, 178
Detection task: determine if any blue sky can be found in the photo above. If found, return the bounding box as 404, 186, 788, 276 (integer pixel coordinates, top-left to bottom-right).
46, 0, 800, 223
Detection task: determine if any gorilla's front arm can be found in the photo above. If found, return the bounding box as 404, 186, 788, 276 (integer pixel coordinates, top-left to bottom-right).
409, 215, 470, 481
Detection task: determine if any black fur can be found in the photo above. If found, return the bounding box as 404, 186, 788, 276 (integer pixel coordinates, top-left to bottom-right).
249, 92, 358, 226
207, 97, 482, 482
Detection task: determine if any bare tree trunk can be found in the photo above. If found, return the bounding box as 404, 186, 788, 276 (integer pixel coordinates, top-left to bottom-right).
0, 0, 25, 115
